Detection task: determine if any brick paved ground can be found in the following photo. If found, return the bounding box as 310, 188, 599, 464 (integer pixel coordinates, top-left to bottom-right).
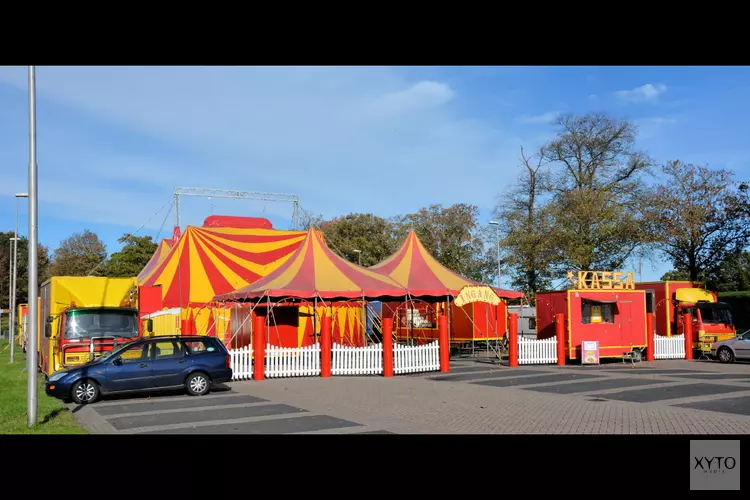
70, 358, 750, 434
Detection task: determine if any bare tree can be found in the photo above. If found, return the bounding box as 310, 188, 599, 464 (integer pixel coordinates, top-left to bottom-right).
494, 146, 556, 296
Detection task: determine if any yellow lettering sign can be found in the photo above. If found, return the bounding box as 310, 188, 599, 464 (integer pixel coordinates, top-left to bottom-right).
453, 286, 502, 307
567, 271, 635, 290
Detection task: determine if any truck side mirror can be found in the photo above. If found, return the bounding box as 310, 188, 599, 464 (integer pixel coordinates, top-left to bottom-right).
44, 323, 51, 338
146, 319, 154, 333
46, 315, 53, 324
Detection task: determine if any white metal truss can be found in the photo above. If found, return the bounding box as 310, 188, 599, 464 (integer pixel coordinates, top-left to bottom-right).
173, 187, 301, 230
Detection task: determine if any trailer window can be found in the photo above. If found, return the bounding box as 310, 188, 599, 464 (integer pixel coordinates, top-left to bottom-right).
581, 300, 615, 324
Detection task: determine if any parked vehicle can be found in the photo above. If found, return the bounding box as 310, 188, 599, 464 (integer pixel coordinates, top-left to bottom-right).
710, 329, 750, 364
45, 335, 232, 404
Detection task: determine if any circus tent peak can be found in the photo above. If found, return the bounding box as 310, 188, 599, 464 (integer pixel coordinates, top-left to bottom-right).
369, 229, 524, 300
214, 227, 409, 302
137, 237, 175, 283
138, 224, 307, 307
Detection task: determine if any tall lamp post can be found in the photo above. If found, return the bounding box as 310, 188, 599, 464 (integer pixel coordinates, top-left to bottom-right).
27, 65, 39, 427
352, 249, 362, 266
488, 220, 501, 288
10, 193, 29, 363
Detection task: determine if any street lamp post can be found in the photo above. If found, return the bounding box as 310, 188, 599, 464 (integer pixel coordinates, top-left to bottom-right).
488, 220, 501, 288
27, 65, 39, 427
10, 193, 28, 363
7, 239, 12, 341
352, 249, 362, 266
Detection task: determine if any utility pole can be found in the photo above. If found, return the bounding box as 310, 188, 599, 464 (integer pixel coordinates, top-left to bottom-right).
488, 220, 501, 288
27, 65, 39, 427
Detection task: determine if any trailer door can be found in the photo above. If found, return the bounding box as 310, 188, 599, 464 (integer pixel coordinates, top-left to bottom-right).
617, 301, 633, 346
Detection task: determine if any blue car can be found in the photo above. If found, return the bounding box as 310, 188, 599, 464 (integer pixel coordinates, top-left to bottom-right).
45, 335, 233, 404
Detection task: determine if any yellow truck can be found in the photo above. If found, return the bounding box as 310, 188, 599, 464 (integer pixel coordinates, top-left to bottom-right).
39, 276, 141, 376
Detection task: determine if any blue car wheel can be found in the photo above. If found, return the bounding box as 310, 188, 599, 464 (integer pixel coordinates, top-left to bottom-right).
71, 379, 100, 404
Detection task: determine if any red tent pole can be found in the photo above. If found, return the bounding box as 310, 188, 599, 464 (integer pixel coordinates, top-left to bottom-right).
555, 313, 565, 366
320, 313, 332, 378
508, 313, 519, 367
683, 312, 693, 360
382, 317, 394, 377
253, 313, 266, 380
646, 312, 655, 362
438, 313, 449, 372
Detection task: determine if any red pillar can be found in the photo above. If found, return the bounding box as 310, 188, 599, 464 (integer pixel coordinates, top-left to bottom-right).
555, 313, 565, 366
646, 313, 655, 362
508, 313, 519, 367
382, 317, 394, 377
320, 313, 332, 378
253, 314, 266, 381
683, 312, 693, 361
438, 314, 449, 373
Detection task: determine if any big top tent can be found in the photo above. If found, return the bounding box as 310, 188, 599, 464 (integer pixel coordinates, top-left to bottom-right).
138, 225, 307, 308
214, 227, 409, 302
137, 237, 175, 283
368, 229, 524, 299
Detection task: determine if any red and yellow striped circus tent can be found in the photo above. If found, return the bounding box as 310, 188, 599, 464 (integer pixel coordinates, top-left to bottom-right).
369, 230, 523, 344
369, 229, 524, 299
137, 237, 175, 283
139, 225, 307, 308
215, 227, 409, 302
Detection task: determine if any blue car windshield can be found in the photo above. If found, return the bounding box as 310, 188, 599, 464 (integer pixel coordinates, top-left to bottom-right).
97, 340, 140, 362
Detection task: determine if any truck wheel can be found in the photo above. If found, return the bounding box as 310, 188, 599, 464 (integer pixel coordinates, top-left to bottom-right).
71, 379, 100, 404
717, 347, 734, 364
185, 372, 210, 396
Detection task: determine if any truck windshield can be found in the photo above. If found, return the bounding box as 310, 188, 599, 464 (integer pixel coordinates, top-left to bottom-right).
697, 304, 732, 324
64, 310, 139, 340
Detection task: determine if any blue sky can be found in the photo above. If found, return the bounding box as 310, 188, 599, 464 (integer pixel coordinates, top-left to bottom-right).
1, 66, 749, 282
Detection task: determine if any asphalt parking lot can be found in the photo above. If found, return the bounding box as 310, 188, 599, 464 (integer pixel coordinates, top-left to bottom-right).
69, 358, 750, 434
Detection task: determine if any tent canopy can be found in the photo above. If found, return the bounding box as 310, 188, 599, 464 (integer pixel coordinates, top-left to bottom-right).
138, 225, 307, 307
369, 229, 524, 300
214, 227, 409, 302
137, 237, 175, 283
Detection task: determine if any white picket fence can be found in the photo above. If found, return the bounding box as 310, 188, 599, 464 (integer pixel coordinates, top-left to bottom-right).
229, 345, 254, 380
654, 334, 685, 360
332, 343, 383, 375
266, 343, 322, 378
394, 340, 440, 374
518, 337, 558, 365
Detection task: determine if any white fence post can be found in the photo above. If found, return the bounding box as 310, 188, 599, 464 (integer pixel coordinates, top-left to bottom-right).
264, 343, 322, 378
518, 337, 558, 365
229, 345, 254, 380
654, 334, 685, 360
331, 343, 384, 375
393, 340, 440, 375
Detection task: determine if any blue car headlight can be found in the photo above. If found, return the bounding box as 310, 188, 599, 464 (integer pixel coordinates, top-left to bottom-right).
47, 371, 69, 383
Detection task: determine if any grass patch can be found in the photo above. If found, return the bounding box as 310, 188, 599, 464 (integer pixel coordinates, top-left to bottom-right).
719, 290, 750, 298
0, 339, 86, 434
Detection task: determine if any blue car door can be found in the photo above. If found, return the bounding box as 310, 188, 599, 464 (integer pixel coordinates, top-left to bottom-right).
105, 343, 153, 392
149, 340, 188, 388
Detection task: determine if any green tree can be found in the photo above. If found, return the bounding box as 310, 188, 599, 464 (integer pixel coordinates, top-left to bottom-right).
48, 230, 107, 277
538, 112, 654, 273
105, 234, 159, 277
643, 160, 750, 281
393, 203, 494, 282
319, 213, 399, 267
660, 269, 691, 281
493, 147, 557, 297
0, 231, 51, 308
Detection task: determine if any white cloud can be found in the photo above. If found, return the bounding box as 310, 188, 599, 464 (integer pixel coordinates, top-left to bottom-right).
615, 83, 668, 103
0, 66, 529, 230
517, 111, 560, 124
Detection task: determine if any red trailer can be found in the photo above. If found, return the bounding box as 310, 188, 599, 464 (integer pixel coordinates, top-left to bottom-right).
536, 271, 647, 361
